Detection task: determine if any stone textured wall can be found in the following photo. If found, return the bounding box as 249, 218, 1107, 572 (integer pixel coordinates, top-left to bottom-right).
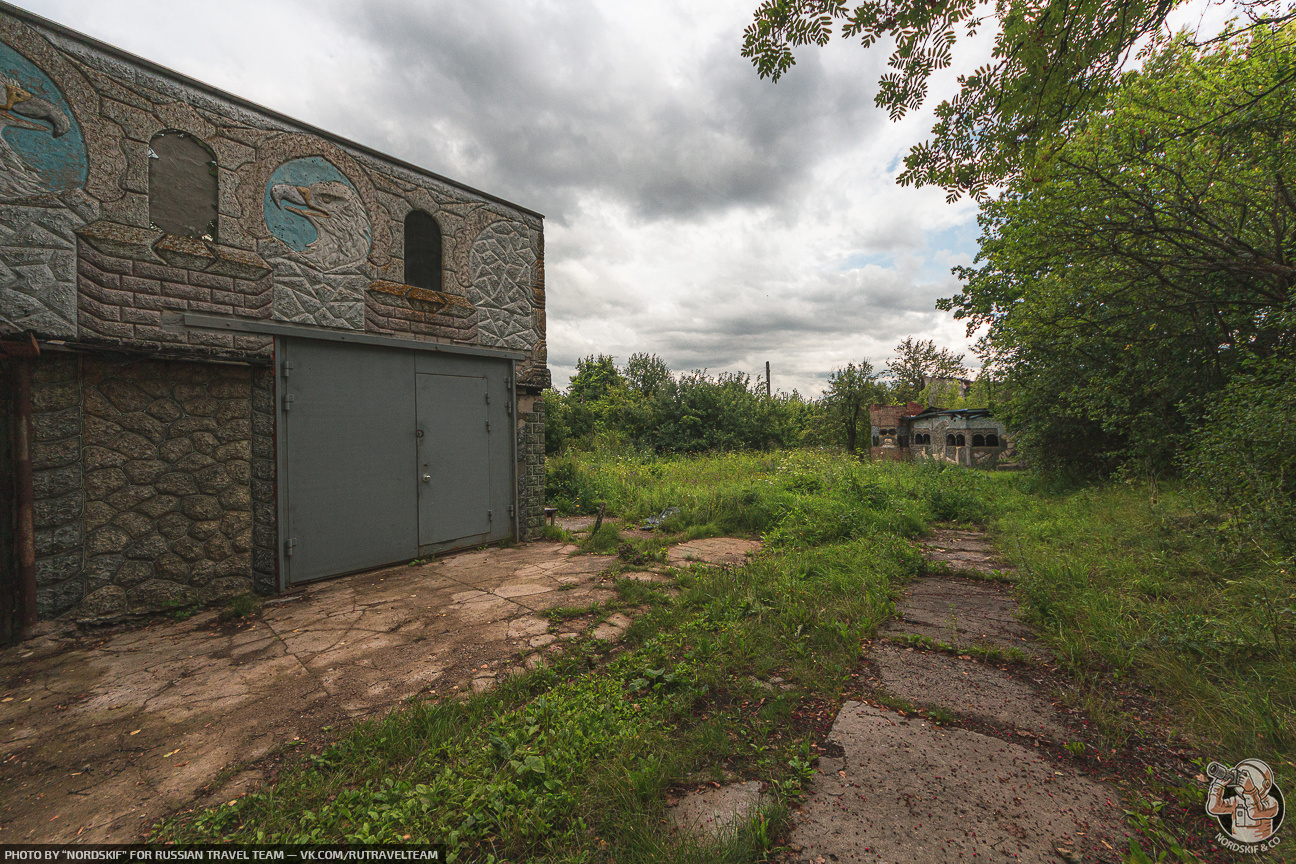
78, 358, 255, 616
31, 352, 84, 617
249, 365, 276, 594
469, 221, 539, 352
517, 392, 546, 541
77, 241, 272, 357
3, 10, 547, 383
0, 195, 92, 339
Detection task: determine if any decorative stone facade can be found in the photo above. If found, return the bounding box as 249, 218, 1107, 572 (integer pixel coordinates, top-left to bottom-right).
31, 352, 82, 616
1, 5, 547, 625
78, 358, 254, 617
249, 366, 276, 595
517, 392, 546, 540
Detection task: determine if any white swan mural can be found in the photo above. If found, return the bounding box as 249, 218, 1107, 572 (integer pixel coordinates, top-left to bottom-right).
0, 71, 75, 201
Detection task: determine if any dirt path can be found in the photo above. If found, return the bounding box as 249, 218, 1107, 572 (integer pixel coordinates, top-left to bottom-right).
789, 528, 1130, 863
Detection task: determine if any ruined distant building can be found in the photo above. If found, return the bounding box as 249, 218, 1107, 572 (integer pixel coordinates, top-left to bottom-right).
0, 3, 548, 636
869, 404, 1023, 469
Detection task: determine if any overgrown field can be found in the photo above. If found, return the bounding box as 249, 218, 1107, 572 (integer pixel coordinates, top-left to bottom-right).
157, 451, 1294, 862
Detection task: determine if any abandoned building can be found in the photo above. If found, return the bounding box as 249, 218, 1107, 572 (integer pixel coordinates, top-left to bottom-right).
869, 404, 1022, 469
0, 3, 549, 639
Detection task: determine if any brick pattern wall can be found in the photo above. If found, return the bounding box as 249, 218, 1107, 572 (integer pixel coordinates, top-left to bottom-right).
76, 243, 272, 358
365, 292, 477, 343
517, 392, 545, 541
249, 365, 276, 594
77, 358, 255, 617
31, 353, 84, 617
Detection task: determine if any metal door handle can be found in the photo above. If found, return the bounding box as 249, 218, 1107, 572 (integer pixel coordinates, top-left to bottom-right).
421, 474, 431, 483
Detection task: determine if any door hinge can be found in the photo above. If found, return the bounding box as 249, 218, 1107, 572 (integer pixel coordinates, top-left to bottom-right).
486, 420, 491, 432
285, 538, 297, 557
488, 509, 493, 521
508, 504, 515, 518
283, 392, 295, 412
281, 359, 295, 378
485, 392, 491, 404
506, 401, 513, 415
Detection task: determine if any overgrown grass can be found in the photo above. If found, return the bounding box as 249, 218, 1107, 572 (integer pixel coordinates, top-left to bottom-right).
992, 480, 1296, 769
155, 450, 1294, 861
156, 450, 954, 860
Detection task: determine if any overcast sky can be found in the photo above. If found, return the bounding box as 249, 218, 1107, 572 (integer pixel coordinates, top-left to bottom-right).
18, 0, 1222, 394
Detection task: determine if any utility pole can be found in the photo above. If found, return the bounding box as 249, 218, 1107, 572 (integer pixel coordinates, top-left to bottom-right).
765, 361, 771, 397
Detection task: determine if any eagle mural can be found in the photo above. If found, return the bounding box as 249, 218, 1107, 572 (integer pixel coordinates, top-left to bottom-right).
263, 157, 372, 329
0, 72, 73, 201
268, 178, 371, 271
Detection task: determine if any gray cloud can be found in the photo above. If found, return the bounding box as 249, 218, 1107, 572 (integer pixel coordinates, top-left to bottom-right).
330, 0, 885, 221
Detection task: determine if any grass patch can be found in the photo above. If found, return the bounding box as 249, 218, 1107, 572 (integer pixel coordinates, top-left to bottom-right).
154, 448, 1292, 861
994, 480, 1295, 769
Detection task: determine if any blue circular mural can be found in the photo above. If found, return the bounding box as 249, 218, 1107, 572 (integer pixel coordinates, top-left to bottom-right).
264, 156, 371, 270
0, 42, 88, 200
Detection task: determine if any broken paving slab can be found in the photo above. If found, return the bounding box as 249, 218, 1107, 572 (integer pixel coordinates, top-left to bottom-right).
667, 538, 762, 566
670, 780, 766, 837
591, 613, 633, 642
869, 642, 1068, 740
879, 577, 1045, 659
791, 702, 1124, 864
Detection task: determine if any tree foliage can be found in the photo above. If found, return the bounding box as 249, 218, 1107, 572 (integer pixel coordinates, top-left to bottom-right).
824, 360, 885, 452
885, 336, 967, 402
941, 27, 1296, 479
742, 0, 1295, 199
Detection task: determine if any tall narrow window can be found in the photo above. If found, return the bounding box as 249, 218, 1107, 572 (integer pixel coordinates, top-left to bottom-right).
973, 434, 986, 447
149, 131, 218, 239
986, 434, 999, 447
946, 434, 955, 447
404, 210, 442, 291
955, 434, 966, 447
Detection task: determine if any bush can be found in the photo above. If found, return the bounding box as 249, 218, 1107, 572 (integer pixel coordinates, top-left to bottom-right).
1185, 362, 1296, 550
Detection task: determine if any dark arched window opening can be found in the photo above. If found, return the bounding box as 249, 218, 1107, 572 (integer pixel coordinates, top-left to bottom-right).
873, 435, 880, 448
986, 434, 999, 447
404, 210, 442, 291
149, 131, 217, 239
955, 434, 966, 446
973, 434, 985, 447
946, 434, 955, 447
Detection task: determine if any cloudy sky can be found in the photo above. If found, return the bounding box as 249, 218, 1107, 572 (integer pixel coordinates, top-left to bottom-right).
18, 1, 1147, 393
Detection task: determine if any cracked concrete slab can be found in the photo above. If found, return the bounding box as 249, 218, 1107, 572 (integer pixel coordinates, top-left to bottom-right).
790, 702, 1125, 863
869, 643, 1068, 740
667, 538, 762, 566
0, 541, 618, 843
878, 578, 1044, 659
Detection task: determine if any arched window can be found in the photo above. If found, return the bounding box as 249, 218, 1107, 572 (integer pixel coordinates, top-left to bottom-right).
972, 434, 985, 447
986, 434, 999, 447
955, 434, 966, 446
404, 210, 442, 291
946, 434, 955, 447
149, 131, 217, 239
873, 435, 880, 448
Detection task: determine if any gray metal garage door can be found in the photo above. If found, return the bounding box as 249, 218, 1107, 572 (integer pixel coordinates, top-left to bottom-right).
279, 337, 514, 586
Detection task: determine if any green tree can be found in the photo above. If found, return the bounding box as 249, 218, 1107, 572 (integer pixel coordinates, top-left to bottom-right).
885, 337, 967, 403
567, 354, 623, 403
824, 361, 884, 452
742, 0, 1295, 199
941, 28, 1296, 474
622, 352, 673, 397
